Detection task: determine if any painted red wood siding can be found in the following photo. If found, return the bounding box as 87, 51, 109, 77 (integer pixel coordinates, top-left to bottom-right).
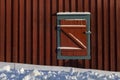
0, 0, 120, 71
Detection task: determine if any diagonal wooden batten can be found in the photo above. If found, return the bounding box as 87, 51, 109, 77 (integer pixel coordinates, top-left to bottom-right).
60, 19, 87, 50
68, 33, 87, 49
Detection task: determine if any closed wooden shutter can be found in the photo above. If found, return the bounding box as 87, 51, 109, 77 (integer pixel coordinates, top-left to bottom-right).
59, 19, 87, 56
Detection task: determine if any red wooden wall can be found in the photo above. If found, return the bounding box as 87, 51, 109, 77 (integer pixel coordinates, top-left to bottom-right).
0, 0, 120, 71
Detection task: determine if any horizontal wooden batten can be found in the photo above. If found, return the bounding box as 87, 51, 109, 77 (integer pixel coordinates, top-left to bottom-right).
57, 25, 86, 27
57, 47, 82, 50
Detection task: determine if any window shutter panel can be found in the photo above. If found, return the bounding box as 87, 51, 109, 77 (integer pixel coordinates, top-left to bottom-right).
60, 20, 87, 56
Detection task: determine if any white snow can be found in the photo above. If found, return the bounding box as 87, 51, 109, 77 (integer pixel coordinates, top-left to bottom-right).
0, 62, 120, 80
19, 68, 25, 74
57, 12, 90, 15
0, 65, 11, 72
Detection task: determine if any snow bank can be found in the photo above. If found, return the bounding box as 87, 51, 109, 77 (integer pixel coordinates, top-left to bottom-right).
0, 62, 120, 80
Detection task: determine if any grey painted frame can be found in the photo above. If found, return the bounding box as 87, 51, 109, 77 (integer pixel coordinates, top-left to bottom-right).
57, 12, 91, 60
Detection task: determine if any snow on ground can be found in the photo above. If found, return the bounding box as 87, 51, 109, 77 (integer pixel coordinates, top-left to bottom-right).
0, 62, 120, 80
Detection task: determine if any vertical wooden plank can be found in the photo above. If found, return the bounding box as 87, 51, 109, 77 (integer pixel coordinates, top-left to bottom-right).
45, 0, 51, 65
84, 0, 89, 11
6, 0, 12, 62
84, 0, 90, 68
0, 0, 5, 61
52, 0, 57, 65
13, 0, 18, 62
77, 0, 84, 68
26, 0, 32, 64
90, 0, 97, 69
71, 0, 76, 11
78, 0, 83, 12
70, 0, 78, 67
116, 0, 120, 71
58, 0, 64, 66
39, 0, 45, 65
65, 0, 70, 12
19, 0, 25, 63
110, 0, 116, 71
32, 0, 38, 64
103, 0, 110, 71
60, 3, 70, 66
97, 0, 103, 70
58, 0, 63, 12
64, 0, 71, 67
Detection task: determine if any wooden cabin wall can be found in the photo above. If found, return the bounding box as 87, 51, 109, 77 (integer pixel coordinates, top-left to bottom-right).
0, 0, 120, 71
